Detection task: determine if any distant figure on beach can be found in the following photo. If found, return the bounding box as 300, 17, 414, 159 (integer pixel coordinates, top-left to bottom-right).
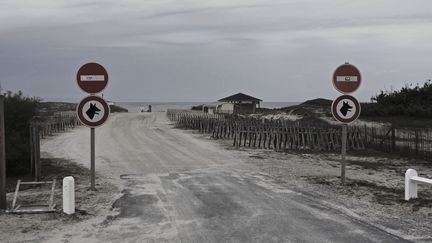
148, 105, 152, 112
339, 101, 353, 116
86, 103, 101, 120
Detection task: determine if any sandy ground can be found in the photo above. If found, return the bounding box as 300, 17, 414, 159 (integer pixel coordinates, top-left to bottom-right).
1, 112, 431, 242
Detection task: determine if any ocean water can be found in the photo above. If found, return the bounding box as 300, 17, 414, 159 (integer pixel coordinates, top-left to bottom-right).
117, 102, 300, 113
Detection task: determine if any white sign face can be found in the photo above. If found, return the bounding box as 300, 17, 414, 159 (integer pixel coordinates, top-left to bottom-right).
80, 75, 105, 81
335, 98, 356, 119
81, 100, 107, 123
335, 76, 359, 82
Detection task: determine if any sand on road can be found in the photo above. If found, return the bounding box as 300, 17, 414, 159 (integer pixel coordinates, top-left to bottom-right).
37, 112, 409, 242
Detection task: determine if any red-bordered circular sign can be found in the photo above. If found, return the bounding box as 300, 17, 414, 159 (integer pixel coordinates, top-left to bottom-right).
332, 63, 361, 94
77, 95, 110, 127
76, 63, 108, 94
331, 95, 361, 123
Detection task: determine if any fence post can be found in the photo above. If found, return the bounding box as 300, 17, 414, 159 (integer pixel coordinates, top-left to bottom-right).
0, 95, 6, 210
405, 169, 418, 200
363, 124, 367, 146
391, 127, 396, 152
415, 130, 419, 157
29, 125, 34, 176
63, 176, 75, 214
35, 126, 41, 181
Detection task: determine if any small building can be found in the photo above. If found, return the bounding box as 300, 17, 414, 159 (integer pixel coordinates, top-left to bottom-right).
201, 102, 234, 114
218, 93, 262, 114
202, 103, 218, 114
216, 103, 234, 114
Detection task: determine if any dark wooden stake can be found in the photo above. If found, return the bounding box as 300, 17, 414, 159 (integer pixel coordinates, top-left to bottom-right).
0, 95, 6, 209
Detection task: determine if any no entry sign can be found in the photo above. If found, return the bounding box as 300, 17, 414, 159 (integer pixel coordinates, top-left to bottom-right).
331, 95, 361, 123
77, 95, 110, 128
76, 63, 108, 94
332, 63, 361, 94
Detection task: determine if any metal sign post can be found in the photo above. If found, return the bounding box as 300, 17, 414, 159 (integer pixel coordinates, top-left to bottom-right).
331, 94, 361, 184
331, 95, 361, 184
0, 95, 6, 209
331, 62, 362, 185
76, 63, 110, 191
90, 128, 95, 190
76, 95, 110, 191
341, 124, 347, 185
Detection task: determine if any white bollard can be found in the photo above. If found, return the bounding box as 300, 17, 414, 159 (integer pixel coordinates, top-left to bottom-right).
405, 169, 418, 200
63, 176, 75, 215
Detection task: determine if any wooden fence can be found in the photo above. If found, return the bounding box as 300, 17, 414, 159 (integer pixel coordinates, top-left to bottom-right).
167, 109, 224, 133
168, 110, 432, 161
29, 111, 81, 180
363, 125, 432, 160
167, 110, 365, 152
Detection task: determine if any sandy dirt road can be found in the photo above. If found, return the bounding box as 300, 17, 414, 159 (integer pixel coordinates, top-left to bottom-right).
41, 112, 409, 242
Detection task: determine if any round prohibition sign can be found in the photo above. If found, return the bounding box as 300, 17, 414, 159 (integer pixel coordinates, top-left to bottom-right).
331, 95, 361, 123
77, 95, 110, 128
76, 62, 109, 94
332, 63, 362, 94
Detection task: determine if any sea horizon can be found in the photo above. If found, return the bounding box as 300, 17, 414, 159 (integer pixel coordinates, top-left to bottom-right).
117, 101, 300, 112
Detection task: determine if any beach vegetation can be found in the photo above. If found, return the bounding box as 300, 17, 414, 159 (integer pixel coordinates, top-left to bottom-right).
362, 81, 432, 117
4, 91, 40, 175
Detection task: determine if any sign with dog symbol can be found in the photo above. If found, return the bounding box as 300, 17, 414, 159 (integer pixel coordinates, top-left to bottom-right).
332, 62, 361, 94
77, 95, 110, 127
76, 62, 108, 94
330, 62, 363, 184
331, 95, 361, 123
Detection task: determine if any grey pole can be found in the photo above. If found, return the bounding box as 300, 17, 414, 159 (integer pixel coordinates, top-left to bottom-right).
341, 124, 347, 185
90, 128, 95, 190
0, 95, 6, 209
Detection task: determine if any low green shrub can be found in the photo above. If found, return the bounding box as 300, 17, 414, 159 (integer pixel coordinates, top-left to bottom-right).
363, 81, 432, 118
4, 91, 40, 175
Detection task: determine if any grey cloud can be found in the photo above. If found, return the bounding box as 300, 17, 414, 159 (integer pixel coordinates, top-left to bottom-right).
1, 0, 432, 102
142, 3, 269, 19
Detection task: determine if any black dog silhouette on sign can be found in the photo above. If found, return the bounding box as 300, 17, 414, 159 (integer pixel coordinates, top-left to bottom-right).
339, 101, 353, 116
86, 103, 101, 120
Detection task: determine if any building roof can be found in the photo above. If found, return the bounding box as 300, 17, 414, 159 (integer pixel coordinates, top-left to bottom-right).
218, 93, 262, 102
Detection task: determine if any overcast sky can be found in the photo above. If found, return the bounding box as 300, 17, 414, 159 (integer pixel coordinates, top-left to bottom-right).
1, 0, 431, 102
